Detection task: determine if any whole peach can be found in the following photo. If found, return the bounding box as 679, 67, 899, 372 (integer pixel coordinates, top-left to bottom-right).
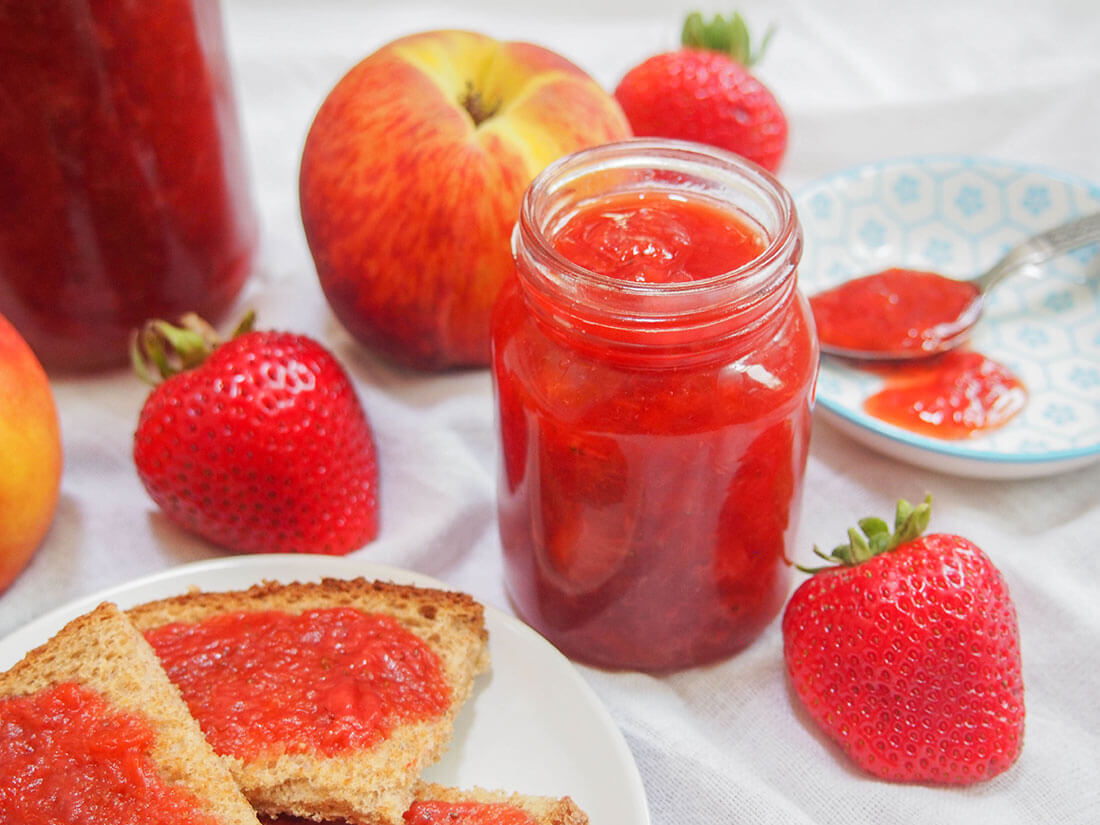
299, 30, 631, 370
0, 313, 62, 592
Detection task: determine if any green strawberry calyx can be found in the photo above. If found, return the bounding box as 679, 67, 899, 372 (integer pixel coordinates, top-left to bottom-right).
799, 494, 933, 573
681, 11, 776, 68
130, 311, 255, 385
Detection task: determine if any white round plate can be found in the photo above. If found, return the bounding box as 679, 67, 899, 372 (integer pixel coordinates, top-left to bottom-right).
0, 555, 650, 825
796, 155, 1100, 479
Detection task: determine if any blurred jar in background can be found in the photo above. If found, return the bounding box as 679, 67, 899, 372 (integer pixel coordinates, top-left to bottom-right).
0, 0, 256, 371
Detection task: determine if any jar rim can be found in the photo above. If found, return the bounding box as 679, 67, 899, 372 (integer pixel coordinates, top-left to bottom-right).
514, 137, 801, 312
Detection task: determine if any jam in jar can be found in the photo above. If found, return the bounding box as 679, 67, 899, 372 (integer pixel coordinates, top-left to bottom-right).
0, 0, 256, 371
491, 139, 818, 671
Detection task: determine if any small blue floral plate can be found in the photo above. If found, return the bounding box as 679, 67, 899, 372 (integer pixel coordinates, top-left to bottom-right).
796, 156, 1100, 479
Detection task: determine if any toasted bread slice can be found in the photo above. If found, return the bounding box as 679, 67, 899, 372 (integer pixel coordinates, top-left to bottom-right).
405, 783, 589, 824
258, 782, 589, 825
0, 601, 259, 825
127, 578, 491, 825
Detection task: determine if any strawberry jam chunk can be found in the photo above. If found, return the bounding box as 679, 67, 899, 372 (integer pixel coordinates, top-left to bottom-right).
0, 682, 220, 825
404, 800, 539, 825
144, 607, 451, 760
551, 191, 766, 283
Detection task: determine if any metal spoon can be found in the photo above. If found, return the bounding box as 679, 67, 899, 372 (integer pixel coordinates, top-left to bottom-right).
811, 210, 1100, 361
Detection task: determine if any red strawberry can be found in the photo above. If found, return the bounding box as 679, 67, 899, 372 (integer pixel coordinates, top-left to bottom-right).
614, 12, 788, 172
131, 313, 379, 555
781, 496, 1024, 785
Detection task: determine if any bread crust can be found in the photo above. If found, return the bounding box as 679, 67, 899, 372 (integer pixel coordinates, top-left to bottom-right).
412, 782, 590, 825
0, 601, 259, 825
127, 578, 491, 825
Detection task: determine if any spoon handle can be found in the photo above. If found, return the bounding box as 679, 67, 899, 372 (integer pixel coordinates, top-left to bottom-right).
974, 210, 1100, 294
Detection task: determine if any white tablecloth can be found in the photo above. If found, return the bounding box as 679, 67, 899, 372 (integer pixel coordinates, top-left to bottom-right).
3, 1, 1099, 822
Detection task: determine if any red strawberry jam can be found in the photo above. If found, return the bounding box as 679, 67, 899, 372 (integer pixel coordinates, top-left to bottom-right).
404, 800, 539, 825
493, 140, 816, 671
550, 191, 766, 283
144, 607, 451, 760
810, 268, 981, 357
0, 682, 220, 825
0, 0, 255, 371
863, 349, 1027, 439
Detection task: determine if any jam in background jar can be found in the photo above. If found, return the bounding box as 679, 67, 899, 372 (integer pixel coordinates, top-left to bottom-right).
0, 0, 257, 371
491, 138, 819, 671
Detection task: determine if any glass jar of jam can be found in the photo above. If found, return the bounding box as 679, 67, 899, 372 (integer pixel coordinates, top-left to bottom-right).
491, 138, 818, 671
0, 0, 257, 371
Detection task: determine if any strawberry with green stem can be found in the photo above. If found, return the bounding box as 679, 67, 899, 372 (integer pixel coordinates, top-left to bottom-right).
131, 313, 380, 555
781, 495, 1025, 785
614, 11, 788, 172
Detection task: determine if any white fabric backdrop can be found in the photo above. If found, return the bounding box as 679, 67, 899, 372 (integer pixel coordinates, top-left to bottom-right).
2, 1, 1099, 822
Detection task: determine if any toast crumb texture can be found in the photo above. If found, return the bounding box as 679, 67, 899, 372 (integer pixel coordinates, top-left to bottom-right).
127, 577, 492, 825
413, 782, 590, 825
0, 601, 259, 825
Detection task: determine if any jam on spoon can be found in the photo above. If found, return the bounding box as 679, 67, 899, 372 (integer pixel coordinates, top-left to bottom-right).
810, 211, 1100, 361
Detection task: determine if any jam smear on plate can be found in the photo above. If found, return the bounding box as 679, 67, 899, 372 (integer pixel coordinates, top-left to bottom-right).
862, 349, 1027, 439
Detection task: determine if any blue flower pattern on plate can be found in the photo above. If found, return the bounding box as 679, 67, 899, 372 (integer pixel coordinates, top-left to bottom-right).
1043, 291, 1075, 313
1070, 366, 1100, 389
955, 185, 984, 216
795, 156, 1100, 478
1043, 403, 1077, 426
893, 175, 920, 205
810, 192, 831, 220
858, 219, 886, 248
922, 237, 954, 266
1022, 185, 1052, 215
1016, 326, 1049, 347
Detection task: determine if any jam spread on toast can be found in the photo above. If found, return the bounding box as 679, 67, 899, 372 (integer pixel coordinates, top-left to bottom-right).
0, 682, 220, 824
145, 606, 451, 760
